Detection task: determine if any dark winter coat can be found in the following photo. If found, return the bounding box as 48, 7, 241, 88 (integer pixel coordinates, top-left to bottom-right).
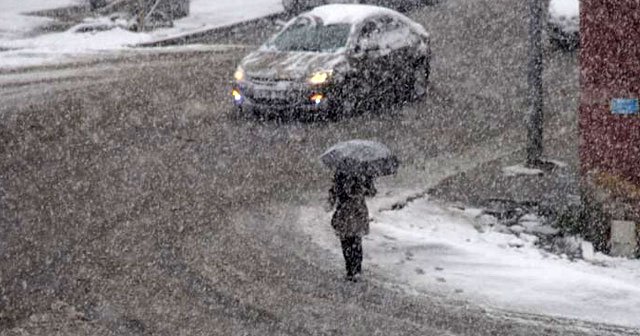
329, 172, 370, 238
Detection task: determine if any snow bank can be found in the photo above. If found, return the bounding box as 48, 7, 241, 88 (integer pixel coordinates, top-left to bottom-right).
0, 0, 80, 40
297, 192, 640, 328
0, 27, 152, 69
0, 0, 284, 70
1, 27, 151, 53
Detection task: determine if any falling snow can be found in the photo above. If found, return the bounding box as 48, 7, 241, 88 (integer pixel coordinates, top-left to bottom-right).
1, 0, 638, 335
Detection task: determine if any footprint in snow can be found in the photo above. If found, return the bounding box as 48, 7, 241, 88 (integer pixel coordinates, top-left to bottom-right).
405, 251, 414, 261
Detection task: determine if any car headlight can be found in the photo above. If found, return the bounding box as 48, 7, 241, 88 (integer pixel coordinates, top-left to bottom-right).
234, 67, 245, 81
307, 70, 333, 85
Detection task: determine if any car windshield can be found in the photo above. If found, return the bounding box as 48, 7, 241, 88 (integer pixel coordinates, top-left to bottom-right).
266, 19, 351, 53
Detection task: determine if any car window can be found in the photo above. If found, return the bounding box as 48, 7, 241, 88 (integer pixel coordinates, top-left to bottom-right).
376, 16, 415, 49
358, 21, 380, 40
356, 20, 383, 50
266, 18, 351, 52
356, 16, 414, 52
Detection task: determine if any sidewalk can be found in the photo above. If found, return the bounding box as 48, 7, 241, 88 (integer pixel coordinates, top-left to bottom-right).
294, 134, 640, 330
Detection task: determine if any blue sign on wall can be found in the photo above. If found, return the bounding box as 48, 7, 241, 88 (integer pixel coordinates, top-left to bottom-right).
611, 98, 639, 115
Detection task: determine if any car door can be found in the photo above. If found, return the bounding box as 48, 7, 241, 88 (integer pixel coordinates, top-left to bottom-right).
374, 15, 420, 95
350, 19, 387, 102
358, 15, 418, 101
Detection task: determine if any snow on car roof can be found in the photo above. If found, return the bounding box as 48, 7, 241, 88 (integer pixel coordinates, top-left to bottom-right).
305, 4, 399, 25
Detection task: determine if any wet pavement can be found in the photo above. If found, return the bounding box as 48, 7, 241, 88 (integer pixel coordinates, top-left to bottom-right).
2, 0, 630, 335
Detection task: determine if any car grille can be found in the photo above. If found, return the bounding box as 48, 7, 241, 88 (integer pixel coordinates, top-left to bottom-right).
248, 76, 295, 86
244, 77, 304, 106
246, 88, 298, 106
249, 76, 275, 85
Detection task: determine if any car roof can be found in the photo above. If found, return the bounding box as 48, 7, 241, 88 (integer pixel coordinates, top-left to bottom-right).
303, 4, 402, 25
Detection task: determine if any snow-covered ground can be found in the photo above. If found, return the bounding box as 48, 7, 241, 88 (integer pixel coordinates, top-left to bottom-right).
152, 0, 284, 41
0, 0, 81, 41
297, 190, 640, 329
0, 0, 283, 70
0, 27, 153, 69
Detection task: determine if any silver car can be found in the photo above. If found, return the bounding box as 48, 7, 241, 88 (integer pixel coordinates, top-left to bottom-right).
231, 4, 431, 120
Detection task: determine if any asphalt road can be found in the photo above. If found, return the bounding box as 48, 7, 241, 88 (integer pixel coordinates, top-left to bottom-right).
3, 0, 633, 335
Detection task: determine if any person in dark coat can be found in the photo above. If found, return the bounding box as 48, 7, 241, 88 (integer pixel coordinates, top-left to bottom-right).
362, 174, 377, 198
328, 170, 371, 281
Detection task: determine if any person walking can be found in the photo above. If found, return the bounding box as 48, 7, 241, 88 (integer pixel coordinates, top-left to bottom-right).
328, 170, 370, 282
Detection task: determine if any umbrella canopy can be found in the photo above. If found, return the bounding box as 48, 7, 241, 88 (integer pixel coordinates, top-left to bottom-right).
320, 139, 399, 176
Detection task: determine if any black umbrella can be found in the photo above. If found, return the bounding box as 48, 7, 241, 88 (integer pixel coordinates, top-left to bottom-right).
320, 139, 399, 177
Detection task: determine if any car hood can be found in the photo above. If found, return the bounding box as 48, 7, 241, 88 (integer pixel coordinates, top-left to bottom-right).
240, 50, 347, 81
